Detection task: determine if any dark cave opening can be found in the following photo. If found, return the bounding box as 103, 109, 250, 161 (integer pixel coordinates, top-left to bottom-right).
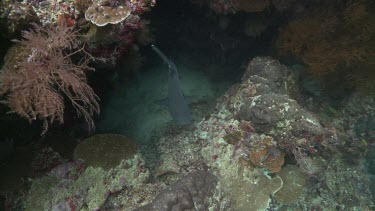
145, 0, 282, 69
0, 0, 288, 146
94, 0, 285, 144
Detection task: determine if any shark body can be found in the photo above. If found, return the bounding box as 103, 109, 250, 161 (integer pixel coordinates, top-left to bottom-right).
151, 45, 192, 125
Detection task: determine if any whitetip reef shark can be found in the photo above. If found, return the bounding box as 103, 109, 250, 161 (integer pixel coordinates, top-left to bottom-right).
151, 45, 192, 125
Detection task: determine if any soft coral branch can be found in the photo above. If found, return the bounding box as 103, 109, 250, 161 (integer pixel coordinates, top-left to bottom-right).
0, 23, 99, 134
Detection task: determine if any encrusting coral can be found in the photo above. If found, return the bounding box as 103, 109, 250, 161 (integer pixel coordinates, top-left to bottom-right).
274, 165, 306, 204
85, 0, 132, 26
246, 135, 286, 172
74, 134, 137, 170
249, 146, 285, 172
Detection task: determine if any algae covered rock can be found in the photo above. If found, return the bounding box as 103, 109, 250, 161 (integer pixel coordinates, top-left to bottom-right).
202, 143, 283, 211
237, 93, 302, 133
228, 57, 323, 154
136, 170, 217, 211
74, 133, 137, 170
24, 153, 150, 211
24, 176, 60, 211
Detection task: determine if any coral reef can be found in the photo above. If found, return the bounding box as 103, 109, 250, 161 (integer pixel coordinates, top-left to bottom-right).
0, 0, 155, 66
25, 0, 79, 27
84, 16, 153, 65
13, 57, 375, 210
196, 57, 372, 210
153, 57, 326, 210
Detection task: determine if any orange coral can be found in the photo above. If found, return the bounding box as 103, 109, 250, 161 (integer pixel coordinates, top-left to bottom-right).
249, 136, 285, 172
250, 146, 285, 172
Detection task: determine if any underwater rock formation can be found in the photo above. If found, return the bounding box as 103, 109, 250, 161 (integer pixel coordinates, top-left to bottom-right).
136, 170, 217, 211
234, 57, 323, 150
144, 57, 372, 210
150, 57, 318, 210
14, 57, 374, 210
24, 153, 151, 210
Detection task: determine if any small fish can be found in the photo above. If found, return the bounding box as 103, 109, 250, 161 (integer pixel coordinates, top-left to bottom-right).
362, 138, 368, 146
